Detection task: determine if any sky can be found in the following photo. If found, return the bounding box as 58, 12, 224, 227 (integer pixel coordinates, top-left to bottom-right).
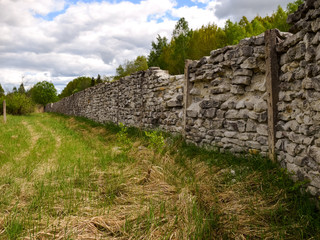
0, 0, 295, 93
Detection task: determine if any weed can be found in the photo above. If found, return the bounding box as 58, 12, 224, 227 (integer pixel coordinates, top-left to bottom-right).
144, 130, 166, 154
4, 204, 24, 239
116, 122, 132, 152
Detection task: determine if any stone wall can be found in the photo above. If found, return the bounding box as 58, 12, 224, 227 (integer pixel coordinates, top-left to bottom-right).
46, 68, 184, 133
276, 0, 320, 196
184, 34, 270, 154
46, 0, 320, 197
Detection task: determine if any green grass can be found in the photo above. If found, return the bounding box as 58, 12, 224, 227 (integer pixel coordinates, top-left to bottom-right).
0, 113, 319, 239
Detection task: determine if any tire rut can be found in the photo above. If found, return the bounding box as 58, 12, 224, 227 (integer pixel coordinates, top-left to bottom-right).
31, 121, 62, 178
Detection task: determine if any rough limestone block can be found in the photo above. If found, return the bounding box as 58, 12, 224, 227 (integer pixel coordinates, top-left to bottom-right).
246, 119, 257, 132
307, 186, 318, 196
295, 42, 307, 60
210, 78, 224, 86
204, 108, 216, 118
236, 100, 246, 109
211, 85, 230, 94
308, 146, 320, 163
254, 35, 265, 45
199, 99, 221, 109
239, 45, 253, 57
311, 32, 320, 45
240, 57, 257, 69
257, 112, 267, 123
257, 136, 268, 145
216, 109, 226, 118
190, 88, 201, 96
225, 110, 239, 119
234, 69, 253, 77
290, 19, 311, 34
166, 100, 182, 108
230, 85, 245, 95
236, 120, 247, 132
209, 54, 224, 64
309, 171, 320, 189
246, 141, 261, 149
311, 18, 320, 32
316, 45, 320, 61
223, 120, 239, 132
224, 131, 237, 138
253, 99, 268, 113
257, 124, 268, 136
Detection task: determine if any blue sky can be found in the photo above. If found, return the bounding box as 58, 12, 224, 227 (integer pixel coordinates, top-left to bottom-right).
37, 0, 208, 21
0, 0, 295, 92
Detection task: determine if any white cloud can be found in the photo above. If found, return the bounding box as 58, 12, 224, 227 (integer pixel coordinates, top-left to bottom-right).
191, 0, 210, 4
214, 0, 293, 22
0, 0, 299, 93
171, 4, 226, 29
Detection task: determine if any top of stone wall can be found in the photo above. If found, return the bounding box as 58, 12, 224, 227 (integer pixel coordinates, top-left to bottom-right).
287, 0, 320, 33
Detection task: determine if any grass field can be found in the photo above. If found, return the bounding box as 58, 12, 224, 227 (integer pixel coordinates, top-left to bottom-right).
0, 113, 320, 239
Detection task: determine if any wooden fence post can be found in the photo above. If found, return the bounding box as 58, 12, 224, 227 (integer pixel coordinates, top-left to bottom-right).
265, 29, 280, 162
183, 60, 192, 137
3, 100, 6, 124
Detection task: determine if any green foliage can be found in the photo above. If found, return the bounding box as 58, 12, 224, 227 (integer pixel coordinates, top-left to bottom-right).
96, 74, 102, 84
12, 87, 17, 93
166, 17, 192, 74
188, 24, 226, 60
0, 95, 4, 113
59, 76, 91, 99
91, 77, 96, 86
147, 0, 303, 74
0, 84, 5, 97
4, 205, 24, 239
18, 83, 25, 94
31, 81, 57, 106
144, 130, 166, 154
287, 0, 304, 14
147, 35, 168, 69
115, 56, 148, 80
172, 17, 190, 38
116, 122, 132, 152
1, 114, 320, 239
5, 93, 35, 115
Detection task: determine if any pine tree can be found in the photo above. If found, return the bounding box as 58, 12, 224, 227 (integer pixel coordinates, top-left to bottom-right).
0, 84, 5, 97
18, 83, 26, 94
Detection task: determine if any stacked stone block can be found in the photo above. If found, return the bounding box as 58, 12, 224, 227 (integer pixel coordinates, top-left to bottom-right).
45, 67, 184, 133
45, 0, 320, 197
185, 34, 269, 154
276, 0, 320, 196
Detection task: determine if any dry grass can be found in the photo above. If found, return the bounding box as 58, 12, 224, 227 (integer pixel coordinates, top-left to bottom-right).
0, 114, 319, 239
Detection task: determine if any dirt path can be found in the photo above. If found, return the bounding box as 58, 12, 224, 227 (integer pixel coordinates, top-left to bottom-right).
31, 121, 62, 178
18, 121, 39, 161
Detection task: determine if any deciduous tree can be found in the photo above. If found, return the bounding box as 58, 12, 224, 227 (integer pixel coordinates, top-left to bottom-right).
31, 81, 57, 106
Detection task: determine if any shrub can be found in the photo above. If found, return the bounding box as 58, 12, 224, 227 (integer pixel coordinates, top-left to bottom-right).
4, 93, 35, 115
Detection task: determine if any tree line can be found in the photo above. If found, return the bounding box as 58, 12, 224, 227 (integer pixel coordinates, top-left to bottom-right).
0, 81, 57, 115
53, 0, 304, 99
146, 0, 303, 75
1, 0, 303, 108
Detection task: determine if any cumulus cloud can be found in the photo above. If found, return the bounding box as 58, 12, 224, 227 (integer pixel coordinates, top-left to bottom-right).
0, 0, 297, 92
191, 0, 210, 4
0, 0, 179, 92
214, 0, 294, 22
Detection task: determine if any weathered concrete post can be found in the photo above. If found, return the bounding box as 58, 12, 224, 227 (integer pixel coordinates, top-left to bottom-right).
265, 29, 280, 161
183, 60, 192, 136
3, 100, 6, 124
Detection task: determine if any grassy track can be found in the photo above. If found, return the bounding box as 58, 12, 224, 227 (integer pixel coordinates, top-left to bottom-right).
0, 113, 319, 239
